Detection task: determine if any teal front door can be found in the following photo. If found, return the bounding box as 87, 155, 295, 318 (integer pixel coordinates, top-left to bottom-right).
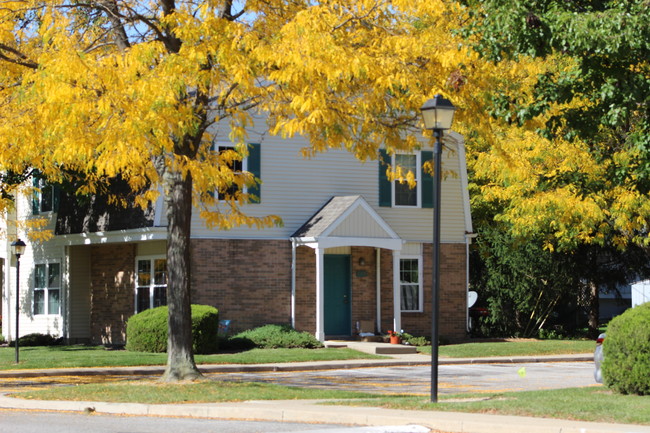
324, 254, 351, 336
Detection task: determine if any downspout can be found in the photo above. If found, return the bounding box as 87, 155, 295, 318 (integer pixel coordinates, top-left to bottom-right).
291, 239, 296, 329
465, 232, 477, 333
375, 247, 381, 333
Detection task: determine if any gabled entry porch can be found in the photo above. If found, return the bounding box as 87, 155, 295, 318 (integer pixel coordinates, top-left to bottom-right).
290, 195, 404, 342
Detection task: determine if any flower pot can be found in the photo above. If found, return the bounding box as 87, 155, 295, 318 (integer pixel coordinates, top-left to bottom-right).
390, 335, 401, 344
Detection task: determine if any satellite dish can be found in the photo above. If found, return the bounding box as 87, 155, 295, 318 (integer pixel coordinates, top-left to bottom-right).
468, 291, 478, 308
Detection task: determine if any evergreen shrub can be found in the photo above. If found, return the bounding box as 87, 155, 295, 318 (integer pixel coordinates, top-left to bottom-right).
125, 304, 219, 354
8, 333, 60, 347
230, 324, 323, 349
601, 302, 650, 395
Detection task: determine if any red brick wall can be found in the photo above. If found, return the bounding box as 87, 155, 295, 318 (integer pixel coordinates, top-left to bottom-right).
89, 243, 136, 345
350, 247, 378, 334
380, 243, 467, 341
294, 246, 316, 333
191, 239, 292, 333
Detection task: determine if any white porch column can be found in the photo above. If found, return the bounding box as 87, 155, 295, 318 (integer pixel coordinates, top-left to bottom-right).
315, 247, 325, 342
392, 250, 401, 333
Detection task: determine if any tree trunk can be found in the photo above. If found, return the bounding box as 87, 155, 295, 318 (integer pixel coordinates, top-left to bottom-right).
161, 166, 202, 381
587, 280, 600, 340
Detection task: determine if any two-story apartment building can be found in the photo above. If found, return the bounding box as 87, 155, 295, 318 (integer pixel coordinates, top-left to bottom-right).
1, 125, 472, 345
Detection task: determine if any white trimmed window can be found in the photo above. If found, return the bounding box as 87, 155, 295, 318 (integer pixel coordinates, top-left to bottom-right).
400, 257, 423, 312
393, 153, 421, 207
135, 256, 167, 313
34, 262, 61, 315
217, 145, 245, 200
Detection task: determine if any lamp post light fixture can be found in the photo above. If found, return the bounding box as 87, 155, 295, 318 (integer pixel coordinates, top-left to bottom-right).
11, 238, 26, 364
420, 94, 456, 403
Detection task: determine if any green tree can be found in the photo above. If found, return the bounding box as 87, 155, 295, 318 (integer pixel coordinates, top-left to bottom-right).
456, 0, 650, 335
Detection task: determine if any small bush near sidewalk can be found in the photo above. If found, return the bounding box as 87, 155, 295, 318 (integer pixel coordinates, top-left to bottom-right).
602, 302, 650, 395
126, 305, 219, 354
226, 324, 323, 349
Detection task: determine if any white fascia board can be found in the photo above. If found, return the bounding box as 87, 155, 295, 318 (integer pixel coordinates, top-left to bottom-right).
450, 132, 473, 234
58, 227, 168, 246
316, 236, 403, 251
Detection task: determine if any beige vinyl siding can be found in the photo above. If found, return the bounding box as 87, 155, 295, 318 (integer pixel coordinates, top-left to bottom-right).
189, 124, 470, 244
67, 245, 91, 340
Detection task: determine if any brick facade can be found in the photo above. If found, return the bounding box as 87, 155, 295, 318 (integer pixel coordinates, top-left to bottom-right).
190, 239, 293, 333
89, 243, 136, 345
87, 239, 467, 345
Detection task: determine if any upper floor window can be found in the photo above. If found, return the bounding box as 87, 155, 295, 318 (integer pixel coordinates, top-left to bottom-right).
32, 174, 59, 215
378, 149, 433, 209
217, 146, 244, 201
212, 143, 262, 203
393, 153, 420, 207
135, 257, 167, 313
34, 262, 61, 315
400, 257, 423, 312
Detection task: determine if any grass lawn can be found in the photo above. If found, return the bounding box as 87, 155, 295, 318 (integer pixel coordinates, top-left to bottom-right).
0, 346, 383, 370
334, 387, 650, 426
432, 339, 596, 358
12, 380, 380, 403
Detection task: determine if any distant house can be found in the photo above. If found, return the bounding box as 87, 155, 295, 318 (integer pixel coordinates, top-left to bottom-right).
1, 124, 473, 345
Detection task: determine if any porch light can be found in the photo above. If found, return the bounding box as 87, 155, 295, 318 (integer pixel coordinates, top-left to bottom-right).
11, 238, 26, 364
420, 95, 456, 403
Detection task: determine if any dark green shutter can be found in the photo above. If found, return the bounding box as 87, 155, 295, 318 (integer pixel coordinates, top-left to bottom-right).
421, 151, 434, 208
248, 143, 261, 203
378, 149, 391, 207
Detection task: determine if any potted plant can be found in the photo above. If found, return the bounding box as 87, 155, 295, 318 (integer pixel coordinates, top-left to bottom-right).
387, 330, 403, 344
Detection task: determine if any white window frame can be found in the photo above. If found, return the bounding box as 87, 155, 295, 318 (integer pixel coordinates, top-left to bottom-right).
215, 144, 249, 200
34, 178, 56, 214
391, 152, 421, 208
33, 261, 62, 316
134, 255, 168, 313
399, 255, 423, 313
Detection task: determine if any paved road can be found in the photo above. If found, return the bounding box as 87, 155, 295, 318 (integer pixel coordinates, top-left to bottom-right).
207, 362, 595, 395
0, 362, 595, 397
0, 409, 351, 433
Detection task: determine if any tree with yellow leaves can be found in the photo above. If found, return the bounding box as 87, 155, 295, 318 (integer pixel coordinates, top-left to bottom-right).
0, 0, 480, 380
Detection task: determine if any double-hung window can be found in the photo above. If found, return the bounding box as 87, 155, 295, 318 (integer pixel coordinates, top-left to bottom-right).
212, 143, 262, 203
393, 153, 420, 207
378, 149, 433, 208
217, 146, 245, 201
135, 257, 167, 313
400, 257, 423, 312
34, 262, 61, 315
32, 175, 59, 215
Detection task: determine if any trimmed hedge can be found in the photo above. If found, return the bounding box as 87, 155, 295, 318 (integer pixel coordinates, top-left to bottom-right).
601, 302, 650, 395
229, 324, 323, 349
125, 304, 219, 354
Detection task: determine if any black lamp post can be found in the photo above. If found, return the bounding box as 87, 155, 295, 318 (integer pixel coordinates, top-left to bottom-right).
11, 238, 26, 364
420, 94, 456, 403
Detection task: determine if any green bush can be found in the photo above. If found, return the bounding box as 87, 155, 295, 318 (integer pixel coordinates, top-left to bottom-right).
230, 324, 323, 349
601, 302, 650, 395
125, 305, 219, 354
0, 334, 6, 344
8, 333, 60, 347
402, 333, 430, 346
